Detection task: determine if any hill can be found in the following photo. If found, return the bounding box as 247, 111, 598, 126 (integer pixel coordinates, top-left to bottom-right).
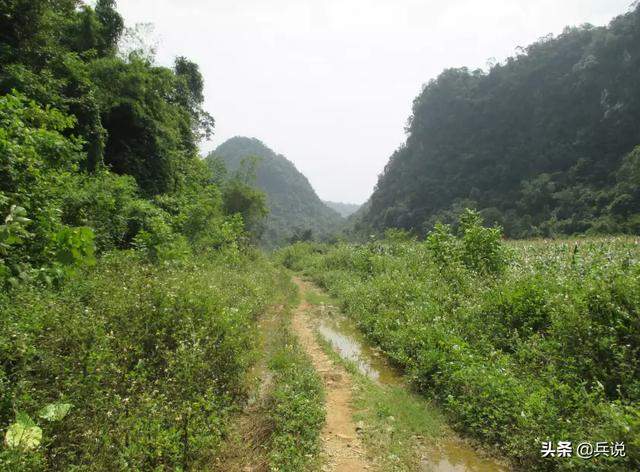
323, 201, 361, 218
208, 137, 344, 247
355, 5, 640, 238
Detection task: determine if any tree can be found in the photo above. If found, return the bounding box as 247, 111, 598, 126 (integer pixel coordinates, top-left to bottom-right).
223, 179, 268, 241
174, 56, 215, 141
95, 0, 124, 54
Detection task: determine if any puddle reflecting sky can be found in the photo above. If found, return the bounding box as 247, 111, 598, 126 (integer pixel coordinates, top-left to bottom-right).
424, 440, 510, 472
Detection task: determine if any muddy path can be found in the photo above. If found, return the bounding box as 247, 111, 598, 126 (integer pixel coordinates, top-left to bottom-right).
293, 276, 509, 472
291, 277, 372, 471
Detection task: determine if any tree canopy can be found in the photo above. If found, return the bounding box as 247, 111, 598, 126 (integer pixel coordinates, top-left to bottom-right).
0, 0, 265, 285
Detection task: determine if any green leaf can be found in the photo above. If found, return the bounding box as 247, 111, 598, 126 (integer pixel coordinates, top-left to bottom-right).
12, 206, 27, 217
15, 412, 35, 427
39, 402, 73, 422
4, 414, 42, 450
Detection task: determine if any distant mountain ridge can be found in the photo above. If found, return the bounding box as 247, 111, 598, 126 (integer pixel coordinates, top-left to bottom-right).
208, 137, 344, 247
323, 201, 361, 218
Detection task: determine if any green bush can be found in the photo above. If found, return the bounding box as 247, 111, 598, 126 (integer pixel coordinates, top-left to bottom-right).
425, 209, 508, 275
0, 91, 87, 281
60, 172, 139, 252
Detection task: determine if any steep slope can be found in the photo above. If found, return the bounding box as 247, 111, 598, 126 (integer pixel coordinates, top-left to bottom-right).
357, 6, 640, 237
209, 137, 344, 247
323, 201, 361, 218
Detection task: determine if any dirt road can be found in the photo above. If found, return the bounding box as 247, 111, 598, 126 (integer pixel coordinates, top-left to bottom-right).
291, 277, 371, 472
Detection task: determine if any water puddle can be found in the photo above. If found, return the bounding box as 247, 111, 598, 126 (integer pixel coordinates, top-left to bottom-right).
311, 300, 509, 472
317, 314, 402, 386
423, 440, 509, 471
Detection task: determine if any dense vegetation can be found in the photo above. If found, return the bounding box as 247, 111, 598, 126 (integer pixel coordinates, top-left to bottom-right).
209, 137, 345, 248
279, 214, 639, 471
3, 1, 639, 470
355, 5, 640, 238
1, 250, 288, 470
0, 0, 244, 284
0, 2, 325, 470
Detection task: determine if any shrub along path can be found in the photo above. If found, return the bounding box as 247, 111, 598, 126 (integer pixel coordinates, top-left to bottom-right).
213, 306, 279, 472
291, 277, 371, 472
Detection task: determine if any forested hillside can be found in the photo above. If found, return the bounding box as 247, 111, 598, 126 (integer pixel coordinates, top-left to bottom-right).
209, 137, 345, 248
323, 201, 361, 218
356, 5, 640, 238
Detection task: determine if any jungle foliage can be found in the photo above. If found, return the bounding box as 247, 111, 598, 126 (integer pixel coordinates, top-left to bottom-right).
355, 5, 640, 238
0, 1, 295, 469
0, 0, 255, 286
278, 213, 640, 471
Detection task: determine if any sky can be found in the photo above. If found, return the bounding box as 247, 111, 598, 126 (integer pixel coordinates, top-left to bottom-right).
115, 0, 634, 204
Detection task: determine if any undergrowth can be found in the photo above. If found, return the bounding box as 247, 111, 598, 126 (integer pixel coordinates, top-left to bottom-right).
0, 248, 281, 470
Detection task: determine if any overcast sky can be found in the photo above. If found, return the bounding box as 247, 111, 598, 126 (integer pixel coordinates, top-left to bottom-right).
115, 0, 633, 204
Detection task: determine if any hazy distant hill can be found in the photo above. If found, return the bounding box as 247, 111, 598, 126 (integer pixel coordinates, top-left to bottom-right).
356, 6, 640, 237
323, 201, 361, 218
208, 137, 344, 247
